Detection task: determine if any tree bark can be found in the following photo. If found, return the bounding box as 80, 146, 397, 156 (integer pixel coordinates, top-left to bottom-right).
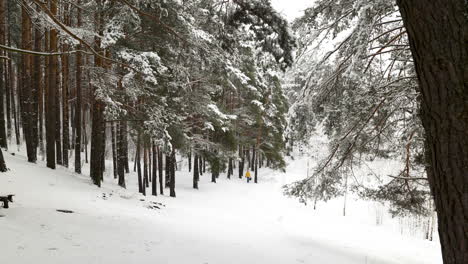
396, 1, 468, 263
89, 1, 105, 186
117, 121, 126, 188
151, 142, 157, 196
21, 2, 37, 163
227, 157, 233, 179
143, 141, 149, 188
111, 121, 117, 179
0, 0, 7, 149
61, 2, 70, 168
34, 7, 43, 159
169, 148, 176, 197
188, 150, 191, 172
165, 153, 170, 188
0, 146, 6, 172
239, 145, 244, 178
158, 146, 163, 195
46, 0, 57, 169
136, 133, 144, 195
193, 153, 199, 189
74, 0, 82, 173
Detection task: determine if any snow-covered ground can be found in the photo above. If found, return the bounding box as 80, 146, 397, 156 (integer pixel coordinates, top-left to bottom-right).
0, 151, 442, 264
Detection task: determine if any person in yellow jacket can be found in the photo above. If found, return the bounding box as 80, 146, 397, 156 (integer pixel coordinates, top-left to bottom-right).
245, 170, 252, 183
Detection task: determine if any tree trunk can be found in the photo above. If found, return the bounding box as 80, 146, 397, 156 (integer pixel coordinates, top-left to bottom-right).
199, 153, 203, 176
203, 155, 206, 173
193, 153, 199, 189
239, 145, 244, 178
0, 0, 7, 149
111, 122, 117, 179
89, 0, 105, 186
74, 0, 82, 173
74, 7, 83, 173
21, 2, 36, 163
254, 152, 258, 184
46, 0, 57, 169
188, 150, 191, 172
396, 1, 468, 263
0, 146, 6, 172
151, 142, 157, 196
136, 133, 143, 194
158, 146, 163, 195
148, 145, 152, 183
34, 7, 42, 159
55, 58, 62, 165
165, 153, 170, 188
61, 2, 70, 168
5, 3, 11, 142
117, 121, 126, 188
169, 148, 176, 197
143, 142, 149, 188
251, 145, 255, 171
227, 158, 233, 179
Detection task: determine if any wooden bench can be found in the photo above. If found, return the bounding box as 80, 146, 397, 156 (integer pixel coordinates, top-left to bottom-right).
0, 195, 14, 209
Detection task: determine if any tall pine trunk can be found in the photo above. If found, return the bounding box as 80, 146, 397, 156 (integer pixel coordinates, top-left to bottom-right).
151, 142, 157, 196
396, 1, 468, 263
158, 146, 163, 195
165, 153, 170, 188
46, 0, 58, 169
61, 3, 70, 168
74, 0, 82, 173
111, 122, 117, 179
169, 149, 176, 197
21, 2, 36, 163
89, 0, 105, 186
193, 154, 199, 189
117, 121, 126, 188
0, 0, 7, 149
143, 142, 149, 189
238, 145, 244, 178
34, 8, 43, 159
136, 133, 143, 194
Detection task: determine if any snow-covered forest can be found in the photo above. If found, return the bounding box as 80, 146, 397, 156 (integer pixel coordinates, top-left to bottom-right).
0, 1, 466, 264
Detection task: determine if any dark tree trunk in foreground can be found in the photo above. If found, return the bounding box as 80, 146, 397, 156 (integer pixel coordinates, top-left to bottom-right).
251, 146, 255, 171
136, 133, 143, 194
158, 146, 163, 195
165, 153, 170, 188
199, 154, 203, 176
0, 147, 6, 172
90, 1, 105, 186
117, 122, 126, 188
169, 149, 176, 197
188, 151, 191, 172
61, 4, 70, 168
227, 158, 233, 179
0, 0, 7, 149
143, 143, 149, 188
254, 153, 258, 184
46, 0, 58, 169
193, 154, 199, 189
238, 145, 244, 178
111, 122, 117, 179
151, 143, 157, 196
74, 0, 82, 173
21, 3, 37, 163
397, 1, 468, 263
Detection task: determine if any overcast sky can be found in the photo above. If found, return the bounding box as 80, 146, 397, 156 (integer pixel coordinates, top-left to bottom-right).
270, 0, 315, 21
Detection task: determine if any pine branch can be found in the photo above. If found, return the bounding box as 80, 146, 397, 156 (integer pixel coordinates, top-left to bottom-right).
0, 44, 90, 56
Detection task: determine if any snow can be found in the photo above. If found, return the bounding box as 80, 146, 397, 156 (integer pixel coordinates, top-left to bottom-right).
0, 151, 442, 264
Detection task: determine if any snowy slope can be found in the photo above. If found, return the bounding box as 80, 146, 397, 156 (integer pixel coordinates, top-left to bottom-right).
0, 152, 441, 264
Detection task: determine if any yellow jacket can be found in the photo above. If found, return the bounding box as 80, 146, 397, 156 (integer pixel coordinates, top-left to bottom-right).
245, 171, 251, 178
